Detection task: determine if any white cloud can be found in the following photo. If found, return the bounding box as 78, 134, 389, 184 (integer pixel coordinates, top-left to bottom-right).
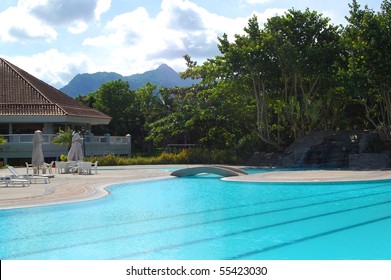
95, 0, 111, 20
244, 0, 274, 5
67, 21, 89, 34
30, 0, 111, 25
5, 50, 95, 88
1, 0, 288, 88
82, 0, 269, 76
0, 0, 111, 42
254, 8, 287, 23
0, 5, 57, 42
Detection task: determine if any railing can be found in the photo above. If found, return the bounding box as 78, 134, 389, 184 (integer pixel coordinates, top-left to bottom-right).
0, 134, 131, 165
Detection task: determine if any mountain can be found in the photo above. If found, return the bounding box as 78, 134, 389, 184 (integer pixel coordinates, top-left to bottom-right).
60, 72, 123, 97
60, 64, 198, 97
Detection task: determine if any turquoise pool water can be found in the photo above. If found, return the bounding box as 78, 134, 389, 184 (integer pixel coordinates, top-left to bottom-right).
1, 171, 391, 260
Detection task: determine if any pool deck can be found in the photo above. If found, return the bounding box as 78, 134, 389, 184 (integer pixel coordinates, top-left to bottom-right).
1, 165, 391, 209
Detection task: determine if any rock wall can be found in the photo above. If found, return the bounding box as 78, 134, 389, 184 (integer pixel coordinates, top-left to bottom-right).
349, 153, 390, 169
278, 131, 390, 169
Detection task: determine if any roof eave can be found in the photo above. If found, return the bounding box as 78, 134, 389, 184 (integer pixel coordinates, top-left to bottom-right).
0, 115, 111, 125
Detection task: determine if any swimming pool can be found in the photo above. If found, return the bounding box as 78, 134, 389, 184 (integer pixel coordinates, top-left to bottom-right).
1, 172, 391, 260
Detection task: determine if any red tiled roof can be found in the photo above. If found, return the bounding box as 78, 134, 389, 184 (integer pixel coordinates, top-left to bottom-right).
0, 58, 111, 121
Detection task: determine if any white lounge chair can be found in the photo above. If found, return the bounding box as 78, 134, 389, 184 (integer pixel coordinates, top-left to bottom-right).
8, 166, 50, 184
91, 161, 98, 174
1, 175, 30, 187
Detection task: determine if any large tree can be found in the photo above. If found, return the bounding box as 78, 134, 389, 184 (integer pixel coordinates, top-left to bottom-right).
191, 10, 342, 148
93, 79, 134, 136
265, 9, 343, 139
343, 0, 391, 140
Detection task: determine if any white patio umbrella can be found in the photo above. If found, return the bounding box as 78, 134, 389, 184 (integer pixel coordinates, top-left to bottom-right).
32, 130, 44, 168
67, 132, 84, 161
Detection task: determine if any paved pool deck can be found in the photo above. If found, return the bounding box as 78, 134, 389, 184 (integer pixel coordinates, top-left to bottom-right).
1, 165, 391, 209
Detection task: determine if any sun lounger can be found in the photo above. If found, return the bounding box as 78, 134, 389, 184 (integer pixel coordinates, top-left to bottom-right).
8, 166, 50, 184
1, 175, 30, 187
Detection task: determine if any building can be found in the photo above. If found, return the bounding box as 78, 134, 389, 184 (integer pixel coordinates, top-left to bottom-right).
0, 58, 131, 164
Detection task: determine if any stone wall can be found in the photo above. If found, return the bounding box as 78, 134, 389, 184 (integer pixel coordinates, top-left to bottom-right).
349, 153, 390, 169
281, 131, 391, 169
248, 130, 391, 169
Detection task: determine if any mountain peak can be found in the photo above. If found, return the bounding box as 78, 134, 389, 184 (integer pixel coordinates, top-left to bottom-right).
156, 63, 172, 70
60, 64, 198, 97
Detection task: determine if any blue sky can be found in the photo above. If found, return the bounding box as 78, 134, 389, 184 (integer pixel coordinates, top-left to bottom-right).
0, 0, 384, 88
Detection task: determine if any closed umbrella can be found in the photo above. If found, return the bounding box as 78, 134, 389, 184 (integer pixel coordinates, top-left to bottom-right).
32, 130, 44, 171
67, 132, 84, 161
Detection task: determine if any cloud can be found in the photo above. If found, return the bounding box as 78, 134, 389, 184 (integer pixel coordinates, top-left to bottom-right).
1, 0, 287, 88
0, 5, 57, 42
82, 0, 261, 76
5, 49, 95, 89
244, 0, 274, 5
67, 21, 89, 34
0, 0, 111, 42
254, 8, 287, 22
31, 0, 96, 24
31, 0, 111, 25
159, 0, 205, 31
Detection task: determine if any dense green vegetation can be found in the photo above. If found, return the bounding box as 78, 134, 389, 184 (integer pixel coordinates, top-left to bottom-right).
78, 0, 391, 161
52, 127, 73, 151
85, 148, 239, 166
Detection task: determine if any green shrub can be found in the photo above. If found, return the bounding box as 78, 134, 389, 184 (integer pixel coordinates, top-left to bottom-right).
84, 148, 240, 166
59, 154, 68, 161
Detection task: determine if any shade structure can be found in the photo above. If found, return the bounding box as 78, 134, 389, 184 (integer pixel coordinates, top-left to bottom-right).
67, 132, 84, 161
32, 130, 44, 167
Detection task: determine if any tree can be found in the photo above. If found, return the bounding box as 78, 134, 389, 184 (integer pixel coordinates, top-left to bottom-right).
93, 79, 134, 136
217, 16, 280, 146
132, 82, 161, 150
264, 9, 343, 140
188, 11, 342, 148
343, 0, 391, 140
146, 85, 202, 147
52, 127, 73, 151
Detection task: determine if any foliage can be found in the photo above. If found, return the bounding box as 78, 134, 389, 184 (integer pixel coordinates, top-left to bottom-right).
342, 0, 391, 140
213, 10, 343, 147
83, 80, 164, 150
85, 148, 240, 166
52, 127, 73, 151
78, 1, 391, 157
59, 154, 68, 161
0, 136, 7, 145
92, 79, 134, 136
